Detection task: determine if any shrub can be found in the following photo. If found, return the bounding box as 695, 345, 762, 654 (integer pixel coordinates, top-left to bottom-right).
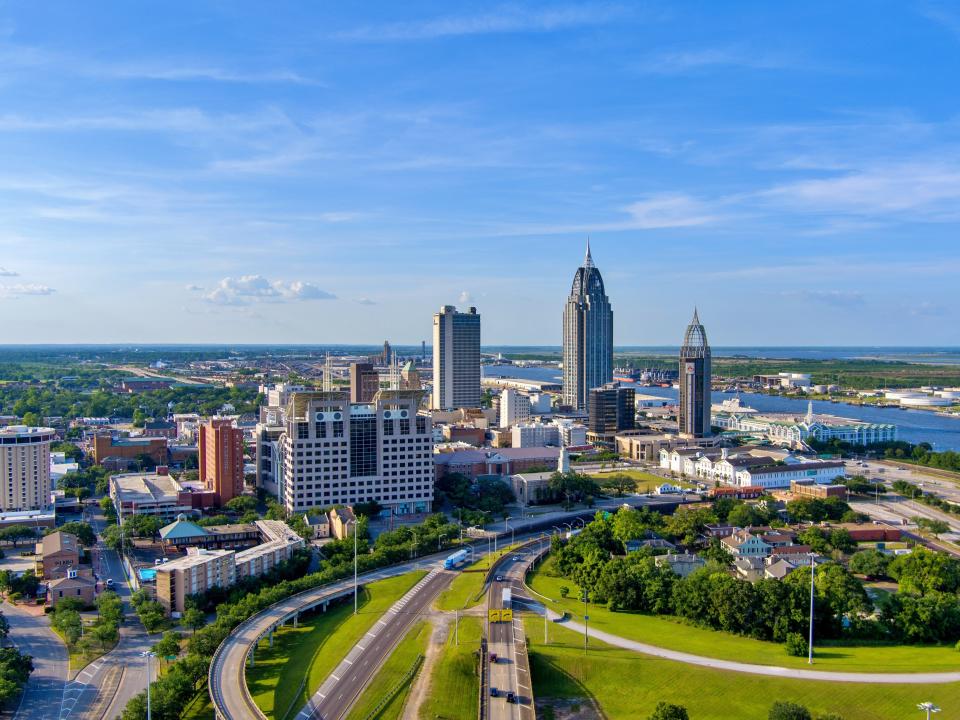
785, 632, 809, 657
769, 701, 812, 720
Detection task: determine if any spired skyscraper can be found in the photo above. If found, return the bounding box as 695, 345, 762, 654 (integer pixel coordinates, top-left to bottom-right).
678, 308, 712, 437
562, 241, 613, 410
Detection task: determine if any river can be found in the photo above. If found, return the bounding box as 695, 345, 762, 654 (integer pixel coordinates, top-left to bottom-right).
482, 365, 960, 451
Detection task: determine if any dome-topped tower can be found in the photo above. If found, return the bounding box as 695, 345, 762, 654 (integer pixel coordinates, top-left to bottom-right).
562, 240, 613, 410
678, 308, 712, 437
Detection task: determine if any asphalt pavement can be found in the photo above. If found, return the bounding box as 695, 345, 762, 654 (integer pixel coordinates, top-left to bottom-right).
296, 569, 452, 720
5, 601, 68, 720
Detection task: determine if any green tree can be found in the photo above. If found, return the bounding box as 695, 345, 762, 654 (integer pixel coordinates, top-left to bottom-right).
21, 411, 42, 427
52, 608, 83, 646
769, 701, 812, 720
0, 525, 35, 547
224, 496, 257, 514
648, 702, 689, 720
153, 631, 182, 662
100, 496, 118, 522
889, 547, 960, 595
784, 631, 808, 657
915, 517, 950, 539
182, 607, 205, 635
849, 549, 891, 579
728, 503, 765, 527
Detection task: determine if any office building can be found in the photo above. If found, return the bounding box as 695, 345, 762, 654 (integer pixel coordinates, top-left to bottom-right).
587, 383, 635, 446
497, 389, 531, 429
511, 422, 561, 448
562, 241, 613, 410
678, 309, 712, 438
255, 383, 308, 496
350, 363, 380, 403
279, 390, 433, 515
432, 305, 481, 410
109, 468, 191, 521
554, 419, 588, 447
199, 418, 244, 506
1, 425, 54, 512
91, 433, 168, 469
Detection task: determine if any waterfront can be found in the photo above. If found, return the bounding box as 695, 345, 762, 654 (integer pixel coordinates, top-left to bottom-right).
483, 365, 960, 451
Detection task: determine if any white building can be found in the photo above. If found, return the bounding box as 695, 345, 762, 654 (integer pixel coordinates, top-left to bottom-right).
528, 393, 553, 414
109, 469, 191, 521
280, 390, 433, 516
50, 451, 79, 485
553, 419, 587, 447
498, 389, 531, 428
432, 305, 481, 410
511, 422, 560, 448
658, 446, 845, 489
715, 402, 896, 447
1, 425, 55, 512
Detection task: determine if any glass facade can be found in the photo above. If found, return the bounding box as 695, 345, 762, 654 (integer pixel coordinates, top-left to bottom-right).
678, 310, 712, 437
562, 245, 613, 410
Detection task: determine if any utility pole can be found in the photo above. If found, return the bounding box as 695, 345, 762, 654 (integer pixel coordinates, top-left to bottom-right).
583, 588, 589, 655
808, 553, 816, 665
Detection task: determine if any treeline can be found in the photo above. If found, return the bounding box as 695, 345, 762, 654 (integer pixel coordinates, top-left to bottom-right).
550, 509, 960, 645
120, 513, 464, 720
0, 384, 261, 422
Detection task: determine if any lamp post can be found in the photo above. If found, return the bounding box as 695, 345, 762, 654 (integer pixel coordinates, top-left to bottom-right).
808, 552, 817, 665
917, 702, 941, 719
438, 532, 445, 552
140, 651, 155, 720
582, 587, 589, 655
346, 519, 358, 614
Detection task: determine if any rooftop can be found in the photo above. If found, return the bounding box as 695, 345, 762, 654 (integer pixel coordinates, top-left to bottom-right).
111, 471, 182, 504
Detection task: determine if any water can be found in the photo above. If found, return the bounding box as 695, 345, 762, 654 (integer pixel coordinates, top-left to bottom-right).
482, 366, 960, 451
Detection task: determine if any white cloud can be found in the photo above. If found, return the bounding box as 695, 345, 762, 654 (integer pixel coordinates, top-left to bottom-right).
634, 47, 790, 75
355, 297, 376, 306
458, 290, 473, 304
99, 64, 319, 85
0, 283, 55, 297
780, 289, 865, 307
0, 267, 18, 277
621, 193, 722, 229
909, 301, 947, 317
336, 5, 623, 41
185, 284, 204, 292
202, 275, 336, 305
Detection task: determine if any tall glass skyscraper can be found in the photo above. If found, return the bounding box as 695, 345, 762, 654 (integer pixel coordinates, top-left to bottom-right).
562, 241, 613, 410
678, 308, 712, 437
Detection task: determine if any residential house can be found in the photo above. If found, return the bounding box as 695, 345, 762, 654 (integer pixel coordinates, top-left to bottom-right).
304, 513, 330, 539
721, 530, 773, 558
36, 531, 81, 580
47, 570, 96, 606
329, 506, 356, 540
655, 553, 706, 578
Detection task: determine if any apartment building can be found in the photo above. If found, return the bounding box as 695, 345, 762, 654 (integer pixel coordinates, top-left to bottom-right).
155, 548, 236, 614
0, 425, 54, 512
198, 417, 244, 505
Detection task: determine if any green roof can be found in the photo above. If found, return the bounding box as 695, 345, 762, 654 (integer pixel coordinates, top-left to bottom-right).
160, 514, 208, 541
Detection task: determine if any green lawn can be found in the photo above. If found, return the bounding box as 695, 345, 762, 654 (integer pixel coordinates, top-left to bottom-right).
528, 559, 959, 672
418, 616, 482, 720
345, 620, 430, 720
526, 619, 960, 720
435, 543, 523, 611
246, 571, 426, 720
180, 690, 215, 720
589, 469, 667, 493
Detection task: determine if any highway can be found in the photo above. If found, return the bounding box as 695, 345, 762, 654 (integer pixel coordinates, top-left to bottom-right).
295, 569, 452, 720
485, 547, 536, 720
208, 496, 682, 720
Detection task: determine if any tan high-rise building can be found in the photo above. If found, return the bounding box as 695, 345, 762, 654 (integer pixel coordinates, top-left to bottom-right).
432, 305, 481, 410
1, 425, 54, 512
199, 418, 244, 505
155, 548, 235, 613
349, 362, 380, 403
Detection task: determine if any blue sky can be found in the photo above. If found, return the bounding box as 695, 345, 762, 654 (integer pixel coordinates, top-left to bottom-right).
1, 1, 959, 345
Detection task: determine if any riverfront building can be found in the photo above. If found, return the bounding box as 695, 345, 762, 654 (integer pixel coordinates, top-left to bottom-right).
432, 305, 481, 410
678, 309, 712, 438
562, 242, 613, 411
0, 425, 54, 512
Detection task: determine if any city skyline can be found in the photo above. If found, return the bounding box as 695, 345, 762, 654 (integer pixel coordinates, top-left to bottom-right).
1, 2, 959, 345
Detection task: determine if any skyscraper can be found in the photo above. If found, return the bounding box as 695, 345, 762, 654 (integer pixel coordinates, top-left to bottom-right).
0, 425, 54, 511
432, 305, 481, 410
587, 383, 635, 446
199, 417, 244, 505
349, 362, 380, 403
562, 241, 613, 410
678, 309, 712, 437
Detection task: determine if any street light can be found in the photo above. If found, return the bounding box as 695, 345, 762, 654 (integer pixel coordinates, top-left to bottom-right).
346, 519, 358, 614
140, 651, 155, 720
917, 702, 941, 719
807, 552, 817, 664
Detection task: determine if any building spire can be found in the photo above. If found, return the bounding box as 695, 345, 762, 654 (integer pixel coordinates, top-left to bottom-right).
584, 237, 594, 268
692, 306, 700, 325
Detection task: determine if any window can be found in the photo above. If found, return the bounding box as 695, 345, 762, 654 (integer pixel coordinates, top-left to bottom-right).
297, 423, 309, 440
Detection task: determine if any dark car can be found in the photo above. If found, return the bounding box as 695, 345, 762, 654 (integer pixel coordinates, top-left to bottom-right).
489, 652, 497, 663
506, 692, 516, 704
490, 687, 498, 697
495, 574, 504, 582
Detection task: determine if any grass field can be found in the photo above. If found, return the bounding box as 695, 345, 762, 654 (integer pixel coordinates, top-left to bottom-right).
435, 543, 523, 611
246, 571, 425, 720
526, 618, 960, 720
50, 623, 118, 675
528, 560, 959, 672
345, 620, 430, 720
418, 616, 482, 720
587, 469, 679, 493
181, 690, 215, 720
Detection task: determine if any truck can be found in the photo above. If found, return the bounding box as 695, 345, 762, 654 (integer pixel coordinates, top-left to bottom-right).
502, 587, 512, 606
443, 549, 470, 570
